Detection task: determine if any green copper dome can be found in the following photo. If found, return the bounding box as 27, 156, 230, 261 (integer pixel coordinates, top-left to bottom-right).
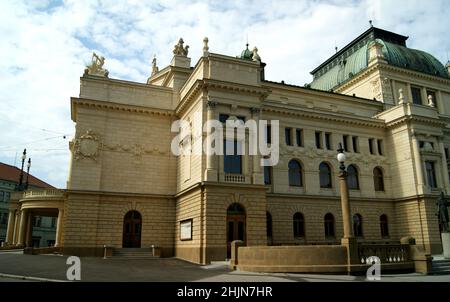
240, 43, 253, 60
310, 29, 450, 92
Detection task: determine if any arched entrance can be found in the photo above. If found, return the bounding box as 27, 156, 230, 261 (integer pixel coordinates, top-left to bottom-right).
123, 211, 142, 248
226, 203, 246, 258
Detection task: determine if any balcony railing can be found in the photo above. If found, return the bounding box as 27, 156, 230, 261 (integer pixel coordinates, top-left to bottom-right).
23, 189, 64, 198
358, 243, 410, 264
224, 174, 246, 183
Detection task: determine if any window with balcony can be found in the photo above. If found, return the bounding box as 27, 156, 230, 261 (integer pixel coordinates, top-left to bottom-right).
224, 140, 242, 174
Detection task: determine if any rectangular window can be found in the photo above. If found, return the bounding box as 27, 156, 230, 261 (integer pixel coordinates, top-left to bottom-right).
285, 128, 292, 146
264, 166, 272, 185
266, 124, 272, 144
444, 147, 449, 160
315, 131, 322, 149
352, 136, 359, 153
0, 212, 7, 225
343, 135, 349, 152
5, 192, 10, 202
325, 133, 332, 150
224, 140, 242, 174
33, 216, 42, 228
51, 217, 57, 228
425, 161, 437, 188
411, 87, 422, 105
369, 138, 374, 155
377, 139, 383, 156
296, 129, 303, 147
0, 191, 4, 202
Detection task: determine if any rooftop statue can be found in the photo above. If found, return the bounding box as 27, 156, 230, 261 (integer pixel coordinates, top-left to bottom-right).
173, 38, 189, 57
436, 192, 450, 233
84, 52, 109, 77
151, 55, 159, 76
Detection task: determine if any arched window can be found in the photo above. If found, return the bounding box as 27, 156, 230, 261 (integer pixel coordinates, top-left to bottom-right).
373, 167, 384, 191
353, 213, 363, 237
266, 212, 273, 238
288, 160, 303, 187
319, 162, 332, 188
324, 213, 335, 238
380, 214, 389, 237
347, 164, 359, 190
293, 212, 305, 238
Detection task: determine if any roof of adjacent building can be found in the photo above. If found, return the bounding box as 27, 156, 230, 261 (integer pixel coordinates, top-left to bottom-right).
309, 26, 450, 91
0, 162, 54, 189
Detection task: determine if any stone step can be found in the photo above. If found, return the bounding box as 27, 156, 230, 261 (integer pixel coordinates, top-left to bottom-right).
111, 248, 159, 259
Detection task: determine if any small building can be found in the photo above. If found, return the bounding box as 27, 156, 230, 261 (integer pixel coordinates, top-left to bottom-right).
0, 162, 56, 247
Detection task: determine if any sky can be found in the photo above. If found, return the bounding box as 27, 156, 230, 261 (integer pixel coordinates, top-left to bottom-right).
0, 0, 449, 188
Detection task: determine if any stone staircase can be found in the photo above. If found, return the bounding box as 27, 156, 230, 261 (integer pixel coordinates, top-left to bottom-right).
112, 248, 159, 260
431, 257, 450, 275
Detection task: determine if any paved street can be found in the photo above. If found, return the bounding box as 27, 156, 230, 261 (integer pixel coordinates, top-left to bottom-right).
1, 251, 450, 282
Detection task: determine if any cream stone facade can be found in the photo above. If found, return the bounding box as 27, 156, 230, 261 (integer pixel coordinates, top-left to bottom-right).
5, 26, 450, 265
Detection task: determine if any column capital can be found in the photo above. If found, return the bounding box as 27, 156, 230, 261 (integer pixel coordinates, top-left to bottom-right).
250, 107, 261, 114
206, 101, 217, 110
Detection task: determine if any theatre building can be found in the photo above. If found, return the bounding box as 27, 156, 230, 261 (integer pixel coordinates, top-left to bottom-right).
5, 26, 450, 265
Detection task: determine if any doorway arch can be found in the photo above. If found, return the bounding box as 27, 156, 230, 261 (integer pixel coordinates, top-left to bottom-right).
123, 210, 142, 248
226, 203, 246, 258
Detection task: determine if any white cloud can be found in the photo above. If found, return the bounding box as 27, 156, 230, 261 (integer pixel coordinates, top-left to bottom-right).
0, 0, 449, 188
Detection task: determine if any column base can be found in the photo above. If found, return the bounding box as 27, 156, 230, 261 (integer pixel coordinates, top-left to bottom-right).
204, 169, 218, 182
442, 233, 450, 259
341, 237, 359, 266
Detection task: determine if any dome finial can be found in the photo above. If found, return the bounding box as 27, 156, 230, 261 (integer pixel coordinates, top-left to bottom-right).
369, 20, 373, 27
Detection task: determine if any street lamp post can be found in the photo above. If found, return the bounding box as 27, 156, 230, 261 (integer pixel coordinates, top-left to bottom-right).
25, 158, 31, 190
337, 143, 358, 272
337, 143, 353, 239
17, 149, 27, 191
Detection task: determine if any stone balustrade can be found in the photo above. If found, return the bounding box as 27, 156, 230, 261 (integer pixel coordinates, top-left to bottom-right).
224, 173, 246, 183
358, 243, 410, 264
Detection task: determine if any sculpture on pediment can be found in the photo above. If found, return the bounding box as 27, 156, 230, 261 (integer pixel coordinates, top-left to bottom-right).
151, 55, 159, 76
84, 52, 109, 77
252, 47, 261, 62
173, 38, 189, 57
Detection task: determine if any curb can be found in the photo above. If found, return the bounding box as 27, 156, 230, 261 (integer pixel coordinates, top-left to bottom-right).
0, 272, 67, 282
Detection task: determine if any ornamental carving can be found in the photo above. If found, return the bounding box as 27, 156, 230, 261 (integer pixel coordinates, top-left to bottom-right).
73, 129, 100, 161
84, 52, 109, 77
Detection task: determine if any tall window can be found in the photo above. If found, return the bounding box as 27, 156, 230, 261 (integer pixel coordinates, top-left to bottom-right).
264, 166, 272, 185
0, 212, 7, 225
325, 133, 332, 150
266, 124, 272, 144
224, 140, 242, 174
343, 135, 349, 152
285, 128, 292, 146
368, 138, 374, 155
377, 139, 383, 155
33, 216, 42, 228
319, 162, 332, 188
353, 214, 363, 237
380, 214, 389, 237
296, 129, 303, 147
444, 147, 449, 160
293, 212, 305, 238
288, 160, 303, 187
425, 161, 437, 188
0, 191, 4, 202
373, 167, 385, 191
266, 212, 273, 238
315, 131, 322, 149
347, 164, 359, 190
352, 136, 359, 153
324, 213, 335, 238
411, 87, 422, 105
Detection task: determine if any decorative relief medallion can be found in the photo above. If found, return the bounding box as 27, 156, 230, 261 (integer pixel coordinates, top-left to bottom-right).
73, 129, 100, 161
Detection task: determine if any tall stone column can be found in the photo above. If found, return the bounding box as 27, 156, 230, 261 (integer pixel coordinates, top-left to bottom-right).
25, 212, 32, 247
251, 107, 264, 185
17, 209, 28, 247
438, 137, 450, 194
55, 209, 64, 247
204, 100, 218, 182
5, 209, 16, 245
12, 211, 19, 245
339, 172, 353, 239
411, 132, 425, 195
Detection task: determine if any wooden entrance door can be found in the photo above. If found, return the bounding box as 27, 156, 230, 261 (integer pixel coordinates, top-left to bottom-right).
123, 211, 142, 248
226, 203, 246, 258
